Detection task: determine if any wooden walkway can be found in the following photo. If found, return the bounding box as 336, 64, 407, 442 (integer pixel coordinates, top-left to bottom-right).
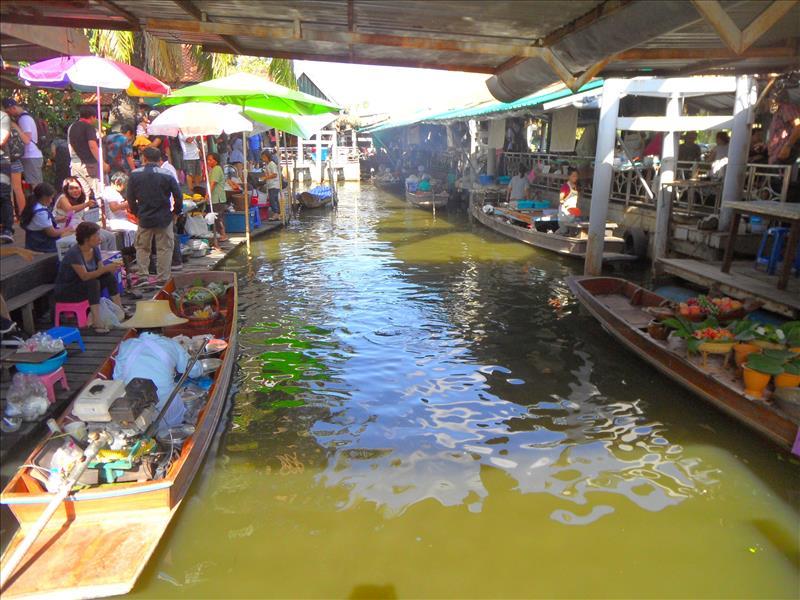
0, 219, 283, 467
658, 257, 800, 318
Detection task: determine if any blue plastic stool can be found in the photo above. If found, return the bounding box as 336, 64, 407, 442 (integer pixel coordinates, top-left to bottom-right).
46, 326, 86, 353
250, 205, 261, 228
755, 227, 789, 275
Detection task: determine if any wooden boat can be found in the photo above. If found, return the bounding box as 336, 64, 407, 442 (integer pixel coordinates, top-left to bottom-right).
405, 189, 449, 210
470, 200, 633, 261
298, 185, 333, 209
373, 177, 401, 192
0, 270, 238, 599
567, 276, 798, 452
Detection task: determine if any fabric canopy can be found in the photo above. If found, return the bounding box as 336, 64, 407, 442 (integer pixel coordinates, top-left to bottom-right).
18, 55, 169, 97
147, 102, 253, 137
160, 73, 339, 116
243, 107, 336, 138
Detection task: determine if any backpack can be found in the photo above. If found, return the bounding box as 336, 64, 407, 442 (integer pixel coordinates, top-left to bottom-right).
20, 111, 50, 151
5, 128, 24, 161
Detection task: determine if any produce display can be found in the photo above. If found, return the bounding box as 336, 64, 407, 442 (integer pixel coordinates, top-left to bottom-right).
677, 296, 744, 320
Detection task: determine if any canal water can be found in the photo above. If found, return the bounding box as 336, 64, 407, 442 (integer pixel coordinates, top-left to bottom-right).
135, 184, 799, 599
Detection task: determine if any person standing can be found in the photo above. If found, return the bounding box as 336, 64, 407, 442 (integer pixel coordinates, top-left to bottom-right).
260, 149, 281, 219
506, 165, 529, 203
180, 134, 201, 191
127, 146, 183, 282
229, 136, 244, 180
105, 124, 136, 175
1, 98, 43, 186
206, 152, 228, 241
0, 109, 13, 243
68, 104, 103, 200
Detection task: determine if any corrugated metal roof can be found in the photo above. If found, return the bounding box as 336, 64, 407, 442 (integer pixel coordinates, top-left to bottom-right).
361, 79, 604, 133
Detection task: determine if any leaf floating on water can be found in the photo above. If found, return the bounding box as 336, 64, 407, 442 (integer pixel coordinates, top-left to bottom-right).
270, 399, 306, 408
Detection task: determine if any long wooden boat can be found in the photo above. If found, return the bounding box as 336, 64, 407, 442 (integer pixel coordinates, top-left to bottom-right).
298, 186, 333, 209
373, 178, 401, 192
470, 200, 633, 261
567, 276, 798, 452
0, 270, 238, 599
405, 189, 449, 210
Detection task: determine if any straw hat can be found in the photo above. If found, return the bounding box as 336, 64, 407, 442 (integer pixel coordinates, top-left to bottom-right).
120, 300, 188, 329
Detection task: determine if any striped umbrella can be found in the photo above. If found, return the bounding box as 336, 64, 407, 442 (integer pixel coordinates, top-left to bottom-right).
18, 56, 170, 220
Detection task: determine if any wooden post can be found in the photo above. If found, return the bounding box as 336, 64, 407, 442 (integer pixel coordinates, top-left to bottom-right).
315, 133, 323, 183
242, 131, 251, 250
652, 92, 681, 267
719, 75, 755, 232
584, 78, 622, 276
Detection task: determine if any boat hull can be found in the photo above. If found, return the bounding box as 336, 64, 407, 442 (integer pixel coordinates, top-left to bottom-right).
298, 191, 333, 209
0, 270, 239, 599
470, 201, 625, 259
405, 190, 448, 209
567, 276, 798, 452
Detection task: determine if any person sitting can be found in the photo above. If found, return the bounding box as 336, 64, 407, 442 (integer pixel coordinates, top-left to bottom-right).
53, 176, 117, 251
417, 174, 432, 192
20, 182, 75, 252
708, 131, 730, 179
102, 171, 137, 245
54, 221, 125, 333
507, 165, 529, 204
259, 150, 280, 218
556, 168, 581, 236
678, 131, 702, 162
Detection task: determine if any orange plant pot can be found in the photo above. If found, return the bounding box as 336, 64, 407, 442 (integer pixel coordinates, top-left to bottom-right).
734, 343, 760, 367
790, 347, 800, 355
742, 366, 771, 397
775, 372, 800, 388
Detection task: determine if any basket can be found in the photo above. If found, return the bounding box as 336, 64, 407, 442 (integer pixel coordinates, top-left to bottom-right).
178, 286, 220, 328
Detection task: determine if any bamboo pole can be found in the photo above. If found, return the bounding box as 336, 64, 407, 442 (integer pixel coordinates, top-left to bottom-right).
95, 86, 108, 229
277, 131, 287, 224
199, 137, 218, 249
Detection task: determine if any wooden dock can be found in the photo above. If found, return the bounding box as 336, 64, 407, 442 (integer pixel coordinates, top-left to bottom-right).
658, 257, 800, 318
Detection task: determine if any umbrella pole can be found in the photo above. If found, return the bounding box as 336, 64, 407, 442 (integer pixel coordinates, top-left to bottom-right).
277, 131, 286, 225
242, 131, 251, 250
200, 137, 219, 249
95, 86, 107, 229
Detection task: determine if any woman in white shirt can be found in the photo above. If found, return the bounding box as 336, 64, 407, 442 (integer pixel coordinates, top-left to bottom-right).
708, 131, 730, 179
102, 171, 137, 246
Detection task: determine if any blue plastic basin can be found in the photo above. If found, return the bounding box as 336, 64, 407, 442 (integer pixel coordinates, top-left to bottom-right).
15, 350, 68, 375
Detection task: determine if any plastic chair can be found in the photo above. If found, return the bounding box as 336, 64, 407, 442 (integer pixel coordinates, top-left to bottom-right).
754, 227, 789, 275
45, 326, 86, 352
37, 366, 69, 403
54, 300, 91, 328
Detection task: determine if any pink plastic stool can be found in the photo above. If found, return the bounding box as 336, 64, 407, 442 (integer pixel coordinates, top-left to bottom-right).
54, 300, 91, 328
37, 367, 69, 403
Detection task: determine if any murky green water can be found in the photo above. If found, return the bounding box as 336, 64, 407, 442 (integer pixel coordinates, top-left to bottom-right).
134, 184, 799, 599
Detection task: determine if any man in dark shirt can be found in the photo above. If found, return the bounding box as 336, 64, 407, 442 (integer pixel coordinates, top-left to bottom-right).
128, 146, 183, 282
68, 105, 103, 200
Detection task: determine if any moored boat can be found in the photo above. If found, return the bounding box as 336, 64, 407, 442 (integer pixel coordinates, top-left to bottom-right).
567, 275, 798, 453
0, 271, 238, 599
405, 189, 449, 210
298, 185, 334, 209
470, 200, 632, 261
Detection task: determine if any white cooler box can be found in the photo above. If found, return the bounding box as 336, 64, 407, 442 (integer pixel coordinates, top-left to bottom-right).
72, 379, 126, 422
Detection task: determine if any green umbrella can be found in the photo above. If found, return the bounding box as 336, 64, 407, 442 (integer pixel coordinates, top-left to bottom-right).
159, 72, 338, 115
243, 107, 336, 139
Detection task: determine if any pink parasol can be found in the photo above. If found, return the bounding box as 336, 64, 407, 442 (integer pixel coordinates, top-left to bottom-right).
18, 56, 170, 221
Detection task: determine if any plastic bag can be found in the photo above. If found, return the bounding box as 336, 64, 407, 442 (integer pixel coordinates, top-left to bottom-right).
18, 332, 64, 354
185, 215, 210, 237
7, 373, 49, 421
97, 297, 125, 329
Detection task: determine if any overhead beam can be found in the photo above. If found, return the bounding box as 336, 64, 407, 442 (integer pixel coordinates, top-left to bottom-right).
691, 0, 799, 54
617, 115, 735, 131
541, 0, 632, 47
170, 0, 243, 55
95, 0, 140, 29
147, 17, 542, 59
200, 44, 496, 74
616, 45, 797, 60
0, 13, 132, 30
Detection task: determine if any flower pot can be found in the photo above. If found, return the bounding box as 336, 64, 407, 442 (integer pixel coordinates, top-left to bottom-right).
753, 340, 785, 350
775, 372, 800, 389
790, 347, 800, 355
742, 366, 771, 398
734, 342, 760, 367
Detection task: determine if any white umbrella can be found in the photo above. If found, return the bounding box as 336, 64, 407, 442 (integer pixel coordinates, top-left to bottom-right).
148, 103, 253, 247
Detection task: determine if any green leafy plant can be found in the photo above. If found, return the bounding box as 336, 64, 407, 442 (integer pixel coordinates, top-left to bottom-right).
780, 321, 800, 347
746, 349, 797, 375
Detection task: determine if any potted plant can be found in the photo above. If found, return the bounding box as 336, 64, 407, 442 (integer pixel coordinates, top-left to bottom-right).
781, 321, 800, 354
750, 324, 788, 350
743, 351, 784, 397
775, 355, 800, 389
731, 320, 761, 367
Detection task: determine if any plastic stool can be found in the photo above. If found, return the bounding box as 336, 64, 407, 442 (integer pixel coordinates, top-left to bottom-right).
755, 227, 789, 275
45, 326, 86, 352
251, 205, 261, 228
37, 366, 69, 403
54, 300, 91, 328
